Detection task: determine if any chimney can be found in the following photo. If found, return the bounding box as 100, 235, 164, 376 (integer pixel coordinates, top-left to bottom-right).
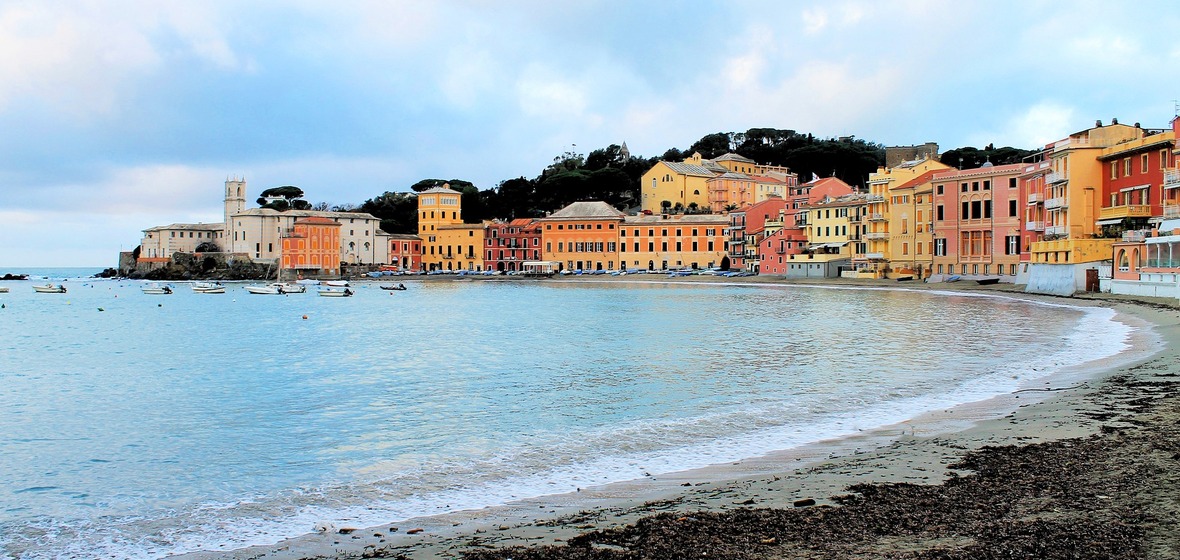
1112, 117, 1119, 125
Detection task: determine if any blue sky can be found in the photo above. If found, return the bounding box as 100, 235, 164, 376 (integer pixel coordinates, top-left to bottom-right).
2, 0, 1179, 267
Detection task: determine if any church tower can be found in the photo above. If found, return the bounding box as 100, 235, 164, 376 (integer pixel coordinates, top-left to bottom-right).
224, 177, 246, 250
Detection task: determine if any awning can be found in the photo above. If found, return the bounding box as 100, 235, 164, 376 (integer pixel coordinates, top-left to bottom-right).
1095, 218, 1124, 226
1119, 184, 1150, 193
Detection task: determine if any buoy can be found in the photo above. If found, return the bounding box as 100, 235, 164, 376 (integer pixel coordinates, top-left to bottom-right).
158, 303, 162, 307
97, 308, 104, 312
302, 314, 308, 320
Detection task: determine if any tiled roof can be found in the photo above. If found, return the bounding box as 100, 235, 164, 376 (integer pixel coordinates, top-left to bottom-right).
712, 172, 751, 180
663, 161, 721, 177
385, 233, 421, 240
144, 222, 224, 232
892, 170, 943, 190
419, 186, 461, 195
544, 201, 626, 220
293, 217, 340, 225
931, 162, 1025, 181
713, 152, 756, 164
623, 214, 730, 225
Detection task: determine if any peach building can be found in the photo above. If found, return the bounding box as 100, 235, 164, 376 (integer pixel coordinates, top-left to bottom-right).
930, 163, 1025, 280
280, 217, 341, 277
539, 201, 625, 272
620, 214, 729, 271
757, 227, 808, 275
863, 156, 951, 277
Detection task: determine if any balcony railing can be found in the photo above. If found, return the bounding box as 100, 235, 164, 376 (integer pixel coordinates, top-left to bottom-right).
1099, 204, 1153, 221
1046, 171, 1068, 185
1165, 169, 1180, 189
864, 252, 885, 260
1122, 230, 1149, 243
1045, 225, 1068, 236
1164, 205, 1180, 219
1027, 192, 1043, 204
863, 232, 889, 239
868, 213, 887, 221
1026, 220, 1045, 231
865, 194, 885, 202
1044, 197, 1067, 209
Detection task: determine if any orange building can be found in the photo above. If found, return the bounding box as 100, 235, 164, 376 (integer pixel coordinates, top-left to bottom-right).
281, 217, 341, 278
539, 201, 625, 272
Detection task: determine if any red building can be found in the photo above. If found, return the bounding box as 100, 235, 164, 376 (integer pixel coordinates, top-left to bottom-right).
387, 233, 422, 272
757, 226, 808, 274
485, 219, 542, 272
1096, 124, 1175, 236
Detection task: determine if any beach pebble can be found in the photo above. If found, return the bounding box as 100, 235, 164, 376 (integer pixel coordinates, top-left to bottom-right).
406, 528, 424, 535
793, 498, 817, 507
337, 527, 357, 535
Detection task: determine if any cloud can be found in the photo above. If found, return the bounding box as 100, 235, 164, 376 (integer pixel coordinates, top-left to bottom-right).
966, 102, 1078, 149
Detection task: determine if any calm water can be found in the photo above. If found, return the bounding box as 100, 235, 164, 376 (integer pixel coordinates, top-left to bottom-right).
0, 273, 1131, 559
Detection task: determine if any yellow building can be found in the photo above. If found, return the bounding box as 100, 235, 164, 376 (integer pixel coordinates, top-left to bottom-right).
887, 170, 939, 278
789, 193, 868, 278
418, 184, 485, 271
1030, 122, 1144, 266
862, 156, 950, 276
620, 214, 729, 271
640, 152, 798, 213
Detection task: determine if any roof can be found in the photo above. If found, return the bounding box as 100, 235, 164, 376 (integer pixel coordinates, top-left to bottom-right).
293, 217, 341, 225
623, 214, 730, 225
232, 208, 380, 221
508, 218, 535, 227
892, 169, 943, 191
711, 172, 752, 180
143, 222, 224, 232
663, 161, 721, 178
386, 233, 421, 240
544, 201, 626, 220
803, 194, 870, 209
931, 162, 1025, 182
419, 186, 461, 195
713, 152, 756, 164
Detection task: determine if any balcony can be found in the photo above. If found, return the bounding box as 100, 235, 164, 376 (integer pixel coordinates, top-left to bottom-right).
868, 213, 887, 221
864, 252, 885, 260
1026, 220, 1045, 231
1099, 204, 1153, 221
866, 194, 885, 202
1044, 197, 1067, 209
1046, 171, 1068, 185
1045, 225, 1068, 236
1165, 169, 1180, 189
1122, 230, 1149, 243
1164, 205, 1180, 219
863, 232, 889, 240
1027, 192, 1043, 204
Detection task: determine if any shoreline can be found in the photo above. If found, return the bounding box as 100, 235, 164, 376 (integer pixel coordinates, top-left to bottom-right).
170, 281, 1174, 560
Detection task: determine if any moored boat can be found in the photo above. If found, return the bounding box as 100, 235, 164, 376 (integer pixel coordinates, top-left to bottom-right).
0, 286, 9, 293
379, 284, 407, 291
277, 282, 306, 294
141, 283, 173, 295
32, 284, 67, 293
192, 282, 225, 294
976, 277, 1001, 285
324, 280, 350, 287
318, 287, 353, 297
244, 284, 281, 295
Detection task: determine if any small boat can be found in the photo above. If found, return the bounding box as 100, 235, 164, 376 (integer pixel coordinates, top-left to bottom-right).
244, 284, 281, 295
33, 284, 67, 293
277, 283, 306, 294
945, 275, 962, 283
976, 277, 1001, 285
192, 282, 225, 294
295, 279, 320, 286
141, 283, 173, 295
379, 284, 408, 291
318, 287, 353, 297
325, 280, 350, 287
895, 275, 914, 282
0, 286, 9, 293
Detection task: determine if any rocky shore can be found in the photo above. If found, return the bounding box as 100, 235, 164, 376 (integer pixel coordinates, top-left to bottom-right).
172, 282, 1179, 560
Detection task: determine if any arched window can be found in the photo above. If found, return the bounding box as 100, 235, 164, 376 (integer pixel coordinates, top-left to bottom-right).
1117, 249, 1129, 272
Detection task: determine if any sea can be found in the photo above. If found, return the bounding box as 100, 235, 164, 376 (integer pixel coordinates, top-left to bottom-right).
0, 268, 1134, 559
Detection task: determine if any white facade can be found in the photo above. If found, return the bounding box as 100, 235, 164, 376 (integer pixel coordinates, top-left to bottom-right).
139, 223, 225, 259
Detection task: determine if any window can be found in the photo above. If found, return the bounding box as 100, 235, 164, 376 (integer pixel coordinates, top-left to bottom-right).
937, 184, 944, 194
1005, 235, 1020, 255
934, 238, 946, 256
970, 200, 981, 219
1124, 157, 1132, 177
961, 182, 968, 193
972, 181, 980, 191
1111, 162, 1119, 180
983, 180, 990, 190
1162, 149, 1169, 170
962, 201, 969, 218
937, 205, 944, 221
1009, 177, 1017, 189
983, 200, 992, 219
1009, 199, 1017, 217
1142, 154, 1149, 173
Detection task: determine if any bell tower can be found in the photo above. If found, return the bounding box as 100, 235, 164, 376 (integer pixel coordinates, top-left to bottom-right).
224, 177, 246, 250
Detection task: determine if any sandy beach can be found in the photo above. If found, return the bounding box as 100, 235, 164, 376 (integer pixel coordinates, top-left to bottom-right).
174, 279, 1180, 560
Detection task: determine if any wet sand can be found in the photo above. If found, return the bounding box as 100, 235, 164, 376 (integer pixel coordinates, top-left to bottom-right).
174, 280, 1180, 560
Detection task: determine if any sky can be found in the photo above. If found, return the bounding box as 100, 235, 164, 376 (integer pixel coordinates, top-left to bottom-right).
2, 0, 1179, 267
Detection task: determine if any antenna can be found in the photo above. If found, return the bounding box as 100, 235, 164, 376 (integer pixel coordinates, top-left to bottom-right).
1174, 100, 1179, 117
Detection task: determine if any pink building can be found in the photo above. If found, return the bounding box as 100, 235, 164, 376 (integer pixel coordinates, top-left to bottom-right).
485, 219, 543, 272
727, 197, 790, 272
757, 227, 808, 275
931, 163, 1025, 279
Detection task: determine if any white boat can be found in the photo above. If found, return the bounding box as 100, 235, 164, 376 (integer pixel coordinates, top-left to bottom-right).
141, 283, 173, 295
33, 284, 67, 293
192, 282, 225, 294
277, 282, 306, 294
244, 284, 281, 295
0, 286, 9, 293
318, 287, 353, 297
324, 280, 350, 287
295, 279, 320, 286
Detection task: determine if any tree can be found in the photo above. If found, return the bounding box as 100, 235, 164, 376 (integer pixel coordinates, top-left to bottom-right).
941, 146, 1036, 169
689, 132, 733, 159
257, 185, 309, 211
660, 200, 672, 213
356, 192, 418, 234
410, 179, 476, 193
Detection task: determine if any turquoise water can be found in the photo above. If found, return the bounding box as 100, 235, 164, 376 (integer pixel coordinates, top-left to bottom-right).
0, 276, 1131, 558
